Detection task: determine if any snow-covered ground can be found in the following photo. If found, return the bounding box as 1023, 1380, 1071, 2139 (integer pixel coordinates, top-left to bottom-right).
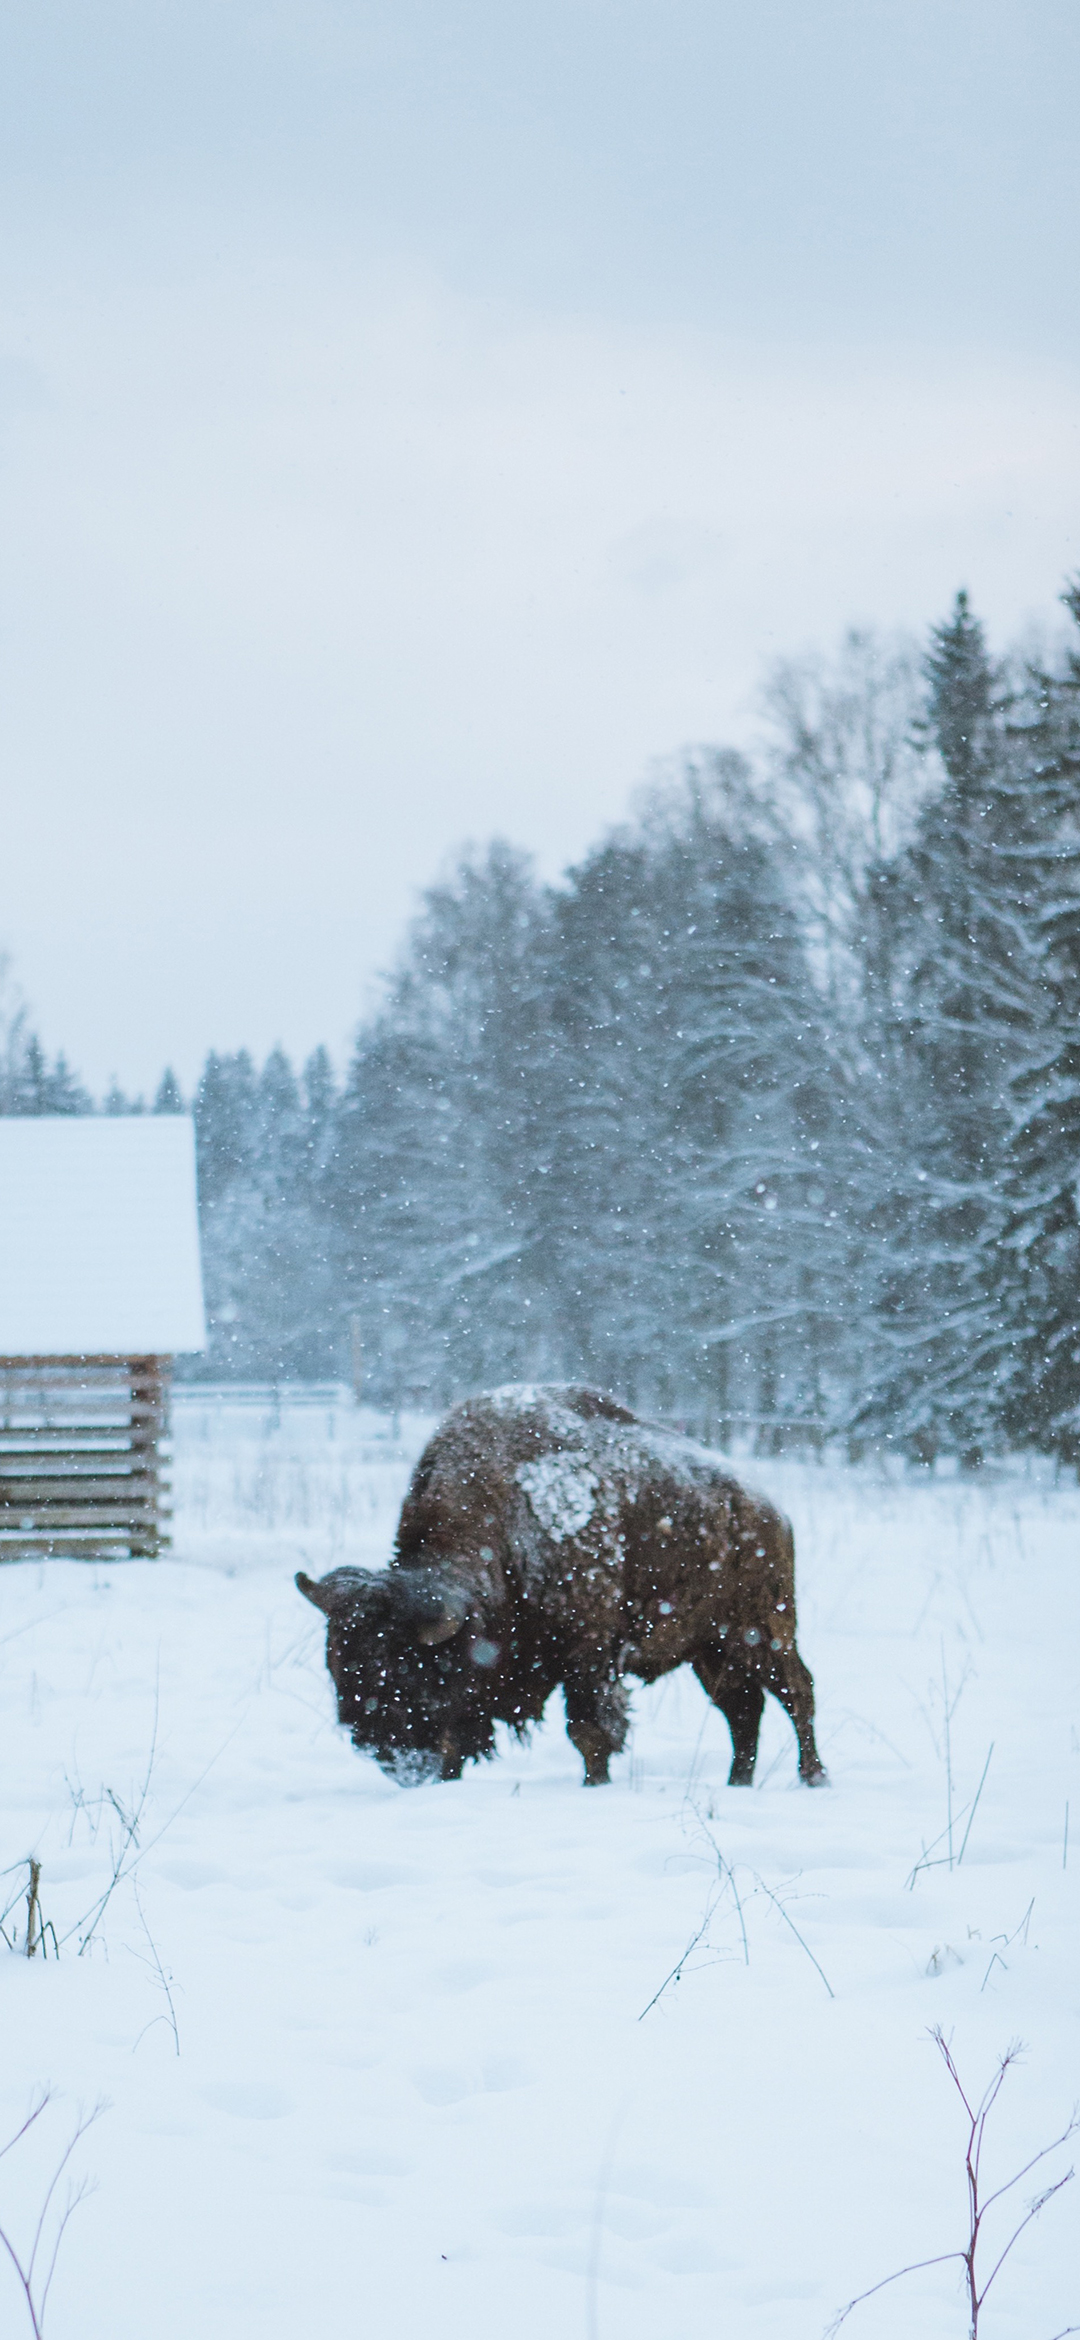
1, 1391, 1077, 2340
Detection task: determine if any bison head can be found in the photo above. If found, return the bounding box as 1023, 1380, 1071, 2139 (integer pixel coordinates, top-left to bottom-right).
295, 1564, 491, 1781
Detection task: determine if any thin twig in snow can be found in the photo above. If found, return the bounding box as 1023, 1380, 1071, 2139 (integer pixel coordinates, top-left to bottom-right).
0, 2094, 105, 2338
980, 1898, 1035, 1991
638, 1805, 750, 2018
637, 1895, 718, 2020
640, 1808, 832, 2016
65, 1686, 160, 1955
130, 1876, 181, 2056
956, 1744, 994, 1866
825, 2031, 1078, 2339
906, 1764, 990, 1889
942, 1641, 955, 1868
825, 2246, 970, 2336
749, 1870, 835, 1999
63, 1699, 247, 1955
689, 1806, 750, 1969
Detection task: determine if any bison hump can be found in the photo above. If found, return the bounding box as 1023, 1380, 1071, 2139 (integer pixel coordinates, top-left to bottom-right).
559, 1386, 637, 1425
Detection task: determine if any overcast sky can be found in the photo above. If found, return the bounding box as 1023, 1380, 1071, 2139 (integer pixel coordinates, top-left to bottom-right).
2, 0, 1078, 1093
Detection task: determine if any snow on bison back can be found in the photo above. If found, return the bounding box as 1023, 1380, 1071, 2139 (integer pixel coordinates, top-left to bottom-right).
297, 1384, 826, 1788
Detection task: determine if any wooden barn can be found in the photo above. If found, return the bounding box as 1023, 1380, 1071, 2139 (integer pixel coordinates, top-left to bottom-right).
0, 1116, 205, 1559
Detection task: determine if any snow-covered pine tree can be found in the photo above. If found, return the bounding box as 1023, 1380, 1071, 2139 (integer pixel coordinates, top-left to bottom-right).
758, 631, 932, 1445
153, 1068, 184, 1112
189, 1049, 260, 1373
995, 581, 1080, 1463
244, 1047, 320, 1377
538, 756, 831, 1431
5, 1038, 92, 1113
329, 843, 555, 1405
855, 591, 1042, 1460
539, 822, 683, 1404
327, 789, 830, 1428
0, 956, 100, 1113
188, 1044, 341, 1378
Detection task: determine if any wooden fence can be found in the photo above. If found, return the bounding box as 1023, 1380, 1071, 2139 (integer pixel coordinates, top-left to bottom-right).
0, 1357, 170, 1559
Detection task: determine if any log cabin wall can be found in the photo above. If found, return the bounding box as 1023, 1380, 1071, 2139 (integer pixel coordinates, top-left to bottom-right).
0, 1357, 170, 1559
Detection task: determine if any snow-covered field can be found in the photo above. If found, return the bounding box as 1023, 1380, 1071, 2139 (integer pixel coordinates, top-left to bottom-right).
1, 1391, 1077, 2340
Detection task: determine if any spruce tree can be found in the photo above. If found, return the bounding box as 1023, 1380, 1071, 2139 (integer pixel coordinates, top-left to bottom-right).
190, 1051, 258, 1372
186, 1045, 343, 1379
153, 1068, 184, 1112
17, 1040, 93, 1114
995, 581, 1080, 1462
857, 591, 1040, 1459
330, 843, 555, 1405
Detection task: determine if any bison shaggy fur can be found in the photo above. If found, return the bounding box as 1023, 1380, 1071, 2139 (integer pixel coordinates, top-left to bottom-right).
297, 1384, 826, 1789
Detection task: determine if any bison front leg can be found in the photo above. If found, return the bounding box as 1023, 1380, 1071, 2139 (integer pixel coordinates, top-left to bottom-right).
691, 1651, 764, 1786
562, 1670, 630, 1786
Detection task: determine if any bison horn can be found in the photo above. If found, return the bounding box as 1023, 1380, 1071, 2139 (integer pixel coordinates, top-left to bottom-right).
295, 1566, 375, 1616
296, 1569, 333, 1612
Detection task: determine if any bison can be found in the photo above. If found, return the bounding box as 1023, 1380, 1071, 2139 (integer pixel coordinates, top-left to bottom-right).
296, 1385, 826, 1789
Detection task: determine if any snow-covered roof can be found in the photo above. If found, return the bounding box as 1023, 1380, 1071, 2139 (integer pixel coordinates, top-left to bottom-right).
0, 1115, 206, 1355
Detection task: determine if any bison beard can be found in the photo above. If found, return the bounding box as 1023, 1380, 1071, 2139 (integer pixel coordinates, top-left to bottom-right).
296, 1386, 826, 1790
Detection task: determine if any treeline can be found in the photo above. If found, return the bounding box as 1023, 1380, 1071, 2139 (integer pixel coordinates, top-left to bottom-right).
4, 585, 1080, 1464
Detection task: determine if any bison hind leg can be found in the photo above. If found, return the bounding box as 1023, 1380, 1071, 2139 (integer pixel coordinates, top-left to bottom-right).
692, 1653, 764, 1786
562, 1672, 631, 1787
768, 1647, 828, 1785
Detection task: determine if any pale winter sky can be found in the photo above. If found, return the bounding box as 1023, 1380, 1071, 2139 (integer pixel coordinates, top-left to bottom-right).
1, 1, 1078, 1093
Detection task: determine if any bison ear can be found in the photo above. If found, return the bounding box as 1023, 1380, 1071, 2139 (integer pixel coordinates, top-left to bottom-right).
398, 1571, 469, 1647
416, 1604, 467, 1648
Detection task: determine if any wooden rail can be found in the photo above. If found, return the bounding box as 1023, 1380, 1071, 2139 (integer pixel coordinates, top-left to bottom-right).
0, 1357, 170, 1559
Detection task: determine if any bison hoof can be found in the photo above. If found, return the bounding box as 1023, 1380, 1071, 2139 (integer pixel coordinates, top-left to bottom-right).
801, 1763, 829, 1787
727, 1763, 755, 1787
